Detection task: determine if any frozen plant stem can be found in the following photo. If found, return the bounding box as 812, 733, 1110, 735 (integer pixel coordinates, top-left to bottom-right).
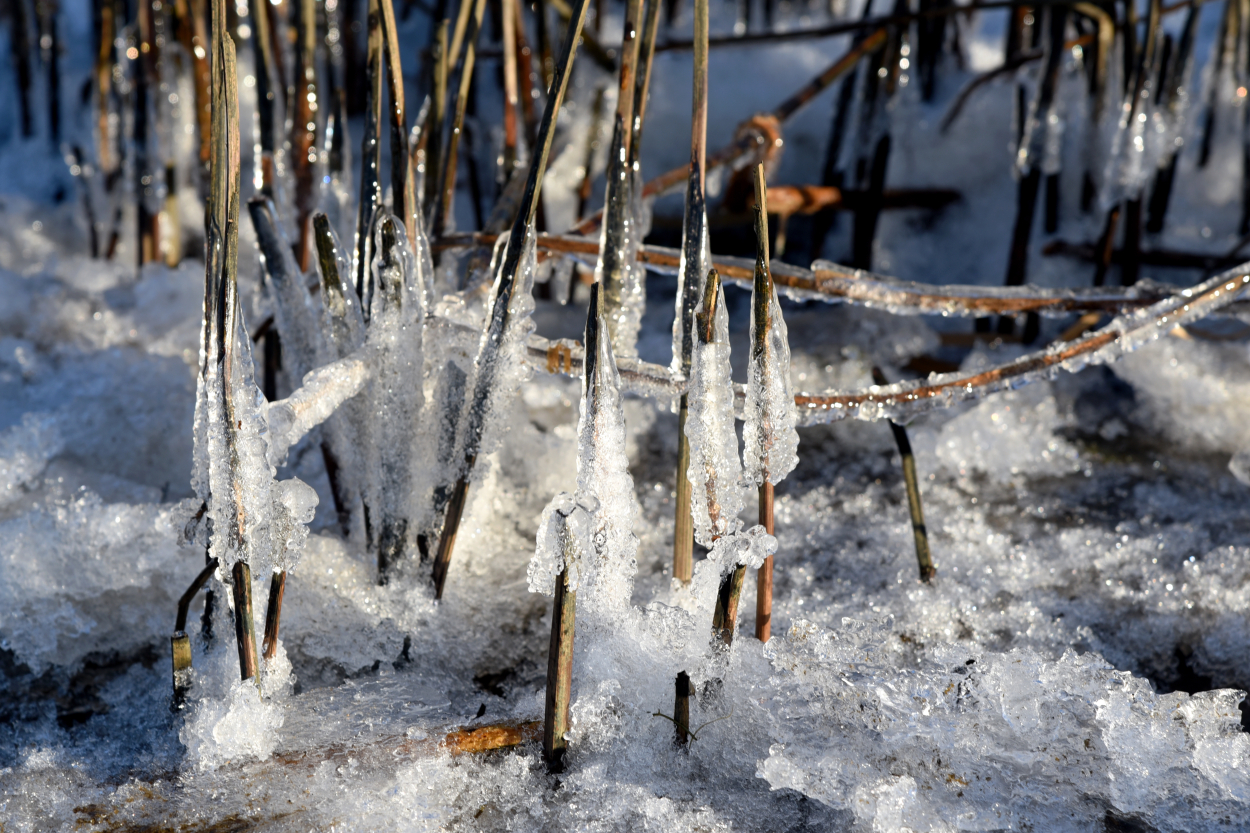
232, 561, 260, 681
672, 0, 708, 586
674, 671, 691, 747
872, 367, 935, 582
751, 165, 776, 643
542, 499, 579, 773
171, 557, 220, 704
430, 0, 592, 599
261, 571, 287, 660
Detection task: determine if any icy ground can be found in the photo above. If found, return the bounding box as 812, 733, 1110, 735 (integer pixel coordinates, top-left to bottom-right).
6, 0, 1250, 831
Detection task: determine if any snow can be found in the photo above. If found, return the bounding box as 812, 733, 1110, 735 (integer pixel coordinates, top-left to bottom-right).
4, 0, 1250, 829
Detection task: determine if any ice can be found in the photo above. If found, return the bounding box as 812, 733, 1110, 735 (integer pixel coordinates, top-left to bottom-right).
685, 276, 744, 546
0, 411, 63, 506
757, 619, 1250, 830
366, 215, 427, 573
249, 196, 325, 384
180, 677, 286, 770
742, 272, 798, 487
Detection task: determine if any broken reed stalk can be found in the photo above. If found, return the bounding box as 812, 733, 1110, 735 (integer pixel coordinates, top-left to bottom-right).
701, 268, 748, 646
171, 557, 220, 703
674, 671, 691, 746
232, 562, 259, 680
751, 165, 775, 644
673, 0, 709, 587
597, 0, 644, 345
430, 0, 592, 599
434, 0, 488, 239
871, 368, 935, 582
261, 571, 288, 660
542, 520, 577, 773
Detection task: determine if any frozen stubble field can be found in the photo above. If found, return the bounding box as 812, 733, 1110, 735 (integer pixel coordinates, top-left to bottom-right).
5, 0, 1250, 829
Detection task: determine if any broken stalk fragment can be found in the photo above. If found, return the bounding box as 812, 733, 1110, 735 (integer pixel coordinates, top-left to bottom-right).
171, 557, 220, 704
542, 500, 581, 773
672, 0, 709, 586
674, 671, 691, 747
873, 367, 935, 582
430, 0, 592, 599
232, 561, 260, 680
261, 570, 287, 660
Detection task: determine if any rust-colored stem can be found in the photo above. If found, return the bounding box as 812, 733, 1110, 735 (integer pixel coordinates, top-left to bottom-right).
231, 561, 259, 682
755, 481, 774, 642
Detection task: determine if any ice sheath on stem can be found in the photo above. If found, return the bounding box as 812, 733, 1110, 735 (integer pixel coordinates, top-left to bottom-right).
430, 0, 592, 599
742, 165, 798, 643
672, 0, 711, 586
594, 0, 644, 353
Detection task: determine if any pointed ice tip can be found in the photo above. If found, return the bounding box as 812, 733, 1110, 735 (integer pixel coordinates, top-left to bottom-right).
373, 214, 406, 307
696, 268, 721, 345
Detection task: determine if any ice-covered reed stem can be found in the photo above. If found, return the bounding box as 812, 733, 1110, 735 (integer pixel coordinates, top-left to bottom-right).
595, 0, 644, 350
745, 165, 798, 643
430, 0, 592, 599
261, 571, 287, 660
171, 557, 220, 704
872, 367, 935, 583
354, 0, 385, 303
671, 0, 710, 586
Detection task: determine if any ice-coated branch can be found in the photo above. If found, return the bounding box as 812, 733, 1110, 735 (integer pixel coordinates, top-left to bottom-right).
437, 231, 1241, 318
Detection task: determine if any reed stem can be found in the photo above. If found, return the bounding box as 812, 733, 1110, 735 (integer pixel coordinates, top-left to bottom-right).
232, 561, 260, 681
430, 0, 593, 598
873, 367, 935, 582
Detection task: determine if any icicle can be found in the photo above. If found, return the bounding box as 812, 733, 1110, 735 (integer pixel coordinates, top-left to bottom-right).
742, 192, 798, 489
249, 198, 324, 386
368, 214, 427, 580
573, 284, 640, 618
686, 269, 745, 547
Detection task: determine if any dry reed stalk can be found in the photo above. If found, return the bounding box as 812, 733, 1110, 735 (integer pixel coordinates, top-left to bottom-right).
549, 0, 617, 71
291, 0, 319, 270
249, 0, 281, 194
750, 165, 776, 643
572, 29, 879, 236
232, 562, 258, 681
542, 502, 581, 773
512, 0, 540, 151
93, 0, 115, 174
629, 0, 662, 162
378, 0, 416, 242
501, 0, 521, 176
425, 19, 450, 220
674, 671, 691, 746
872, 368, 935, 582
430, 0, 593, 599
434, 0, 488, 238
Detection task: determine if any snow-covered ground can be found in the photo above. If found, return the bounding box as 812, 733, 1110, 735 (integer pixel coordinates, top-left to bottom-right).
4, 0, 1250, 830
